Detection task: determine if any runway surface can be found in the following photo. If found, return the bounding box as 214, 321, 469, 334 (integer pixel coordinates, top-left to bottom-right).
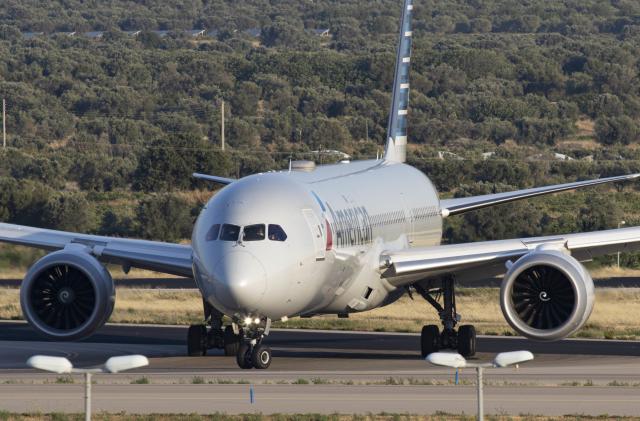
0, 322, 639, 415
2, 383, 640, 416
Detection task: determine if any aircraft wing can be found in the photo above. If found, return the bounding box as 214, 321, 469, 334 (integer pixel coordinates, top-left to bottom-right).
440, 173, 640, 217
193, 172, 235, 185
380, 227, 640, 286
0, 223, 193, 278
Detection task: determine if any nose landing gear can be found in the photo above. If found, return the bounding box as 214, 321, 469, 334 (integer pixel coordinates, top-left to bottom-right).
237, 342, 272, 369
414, 276, 477, 358
235, 318, 272, 369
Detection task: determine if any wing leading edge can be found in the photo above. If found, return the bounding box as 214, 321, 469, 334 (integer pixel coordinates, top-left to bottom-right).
0, 223, 193, 278
380, 226, 640, 287
440, 173, 640, 217
193, 173, 235, 185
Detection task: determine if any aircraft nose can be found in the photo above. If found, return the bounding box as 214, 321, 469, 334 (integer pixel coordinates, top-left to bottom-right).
212, 250, 267, 310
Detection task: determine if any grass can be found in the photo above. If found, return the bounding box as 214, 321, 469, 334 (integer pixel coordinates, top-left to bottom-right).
130, 377, 150, 385
1, 286, 640, 340
1, 264, 640, 340
295, 286, 640, 340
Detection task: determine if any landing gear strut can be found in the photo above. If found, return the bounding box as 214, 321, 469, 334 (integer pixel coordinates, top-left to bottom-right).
414, 276, 476, 358
186, 300, 242, 357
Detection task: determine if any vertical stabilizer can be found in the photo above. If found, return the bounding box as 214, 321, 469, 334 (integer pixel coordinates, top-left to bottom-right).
384, 0, 414, 163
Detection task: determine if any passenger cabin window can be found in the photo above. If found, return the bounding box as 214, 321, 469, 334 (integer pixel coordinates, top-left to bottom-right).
243, 224, 265, 241
206, 224, 221, 241
268, 224, 287, 242
219, 224, 241, 241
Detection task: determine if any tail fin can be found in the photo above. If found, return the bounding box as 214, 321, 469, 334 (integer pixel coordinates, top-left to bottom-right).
384, 0, 414, 163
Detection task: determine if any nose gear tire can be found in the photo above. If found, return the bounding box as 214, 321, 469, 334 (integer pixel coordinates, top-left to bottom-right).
420, 324, 440, 358
187, 325, 207, 356
236, 343, 253, 369
251, 344, 272, 369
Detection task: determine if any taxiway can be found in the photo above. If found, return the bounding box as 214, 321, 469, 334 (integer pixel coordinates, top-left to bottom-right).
0, 322, 638, 415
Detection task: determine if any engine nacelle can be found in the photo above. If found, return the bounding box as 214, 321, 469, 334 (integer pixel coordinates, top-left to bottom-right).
20, 249, 115, 341
500, 250, 594, 341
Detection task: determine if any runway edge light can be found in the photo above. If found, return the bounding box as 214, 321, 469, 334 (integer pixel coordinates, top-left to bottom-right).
104, 355, 149, 373
493, 351, 534, 368
27, 355, 73, 374
425, 352, 467, 368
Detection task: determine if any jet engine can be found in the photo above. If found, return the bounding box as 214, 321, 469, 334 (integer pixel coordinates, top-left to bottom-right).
500, 250, 594, 341
20, 249, 115, 341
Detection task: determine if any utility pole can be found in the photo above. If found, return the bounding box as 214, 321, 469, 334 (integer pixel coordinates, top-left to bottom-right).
2, 98, 6, 149
365, 118, 369, 142
220, 100, 225, 151
618, 220, 626, 268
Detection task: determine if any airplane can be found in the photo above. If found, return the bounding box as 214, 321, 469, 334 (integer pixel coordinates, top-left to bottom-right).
2, 0, 640, 370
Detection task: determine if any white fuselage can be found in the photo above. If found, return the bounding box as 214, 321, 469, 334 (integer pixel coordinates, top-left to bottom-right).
191, 159, 442, 322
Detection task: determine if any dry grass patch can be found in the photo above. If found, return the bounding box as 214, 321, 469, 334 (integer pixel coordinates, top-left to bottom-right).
110, 289, 203, 325
1, 287, 640, 339
281, 288, 640, 340
590, 266, 640, 279
576, 118, 595, 134
0, 288, 20, 320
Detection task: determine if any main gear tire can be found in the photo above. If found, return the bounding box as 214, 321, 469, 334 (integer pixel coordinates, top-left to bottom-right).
224, 326, 241, 356
457, 325, 476, 357
187, 325, 207, 356
420, 324, 440, 358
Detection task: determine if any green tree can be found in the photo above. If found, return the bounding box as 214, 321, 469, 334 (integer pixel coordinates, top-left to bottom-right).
42, 193, 96, 232
136, 194, 192, 241
595, 116, 638, 145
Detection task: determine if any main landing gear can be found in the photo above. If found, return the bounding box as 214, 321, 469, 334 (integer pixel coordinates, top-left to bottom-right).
414, 276, 477, 358
186, 300, 273, 369
187, 300, 242, 357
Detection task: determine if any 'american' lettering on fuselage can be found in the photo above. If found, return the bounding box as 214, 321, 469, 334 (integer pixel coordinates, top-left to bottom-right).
326, 203, 373, 248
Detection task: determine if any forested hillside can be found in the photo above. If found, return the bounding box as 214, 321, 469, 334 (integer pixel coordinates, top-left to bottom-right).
0, 0, 640, 265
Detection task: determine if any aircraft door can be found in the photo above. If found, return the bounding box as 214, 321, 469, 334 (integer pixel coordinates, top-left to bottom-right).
302, 209, 326, 261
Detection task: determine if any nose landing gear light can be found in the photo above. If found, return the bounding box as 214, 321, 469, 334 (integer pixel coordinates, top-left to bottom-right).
235, 317, 273, 369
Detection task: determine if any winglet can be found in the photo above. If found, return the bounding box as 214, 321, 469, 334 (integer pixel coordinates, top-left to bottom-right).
192, 173, 235, 185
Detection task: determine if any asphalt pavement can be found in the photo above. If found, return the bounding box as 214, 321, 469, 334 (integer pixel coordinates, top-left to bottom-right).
0, 322, 639, 415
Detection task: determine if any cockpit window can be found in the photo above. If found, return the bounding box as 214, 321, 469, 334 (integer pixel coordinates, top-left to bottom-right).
243, 224, 265, 241
268, 224, 287, 242
206, 224, 221, 241
219, 224, 241, 241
